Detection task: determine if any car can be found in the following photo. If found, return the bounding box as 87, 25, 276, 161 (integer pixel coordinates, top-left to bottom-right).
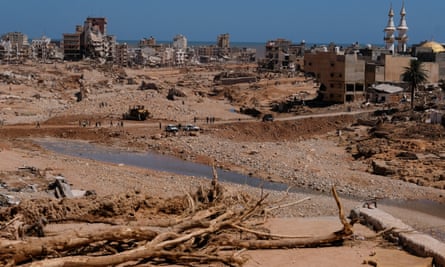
165, 124, 179, 132
183, 124, 200, 131
262, 114, 274, 122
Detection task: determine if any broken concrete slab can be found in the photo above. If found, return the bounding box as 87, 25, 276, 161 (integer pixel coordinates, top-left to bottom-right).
354, 208, 445, 267
372, 160, 396, 176
48, 176, 74, 198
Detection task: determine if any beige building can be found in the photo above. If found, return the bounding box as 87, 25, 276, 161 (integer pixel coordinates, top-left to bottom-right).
382, 54, 413, 83
304, 50, 365, 103
365, 53, 439, 88
259, 39, 305, 72
413, 41, 445, 81
115, 43, 128, 67
217, 33, 230, 49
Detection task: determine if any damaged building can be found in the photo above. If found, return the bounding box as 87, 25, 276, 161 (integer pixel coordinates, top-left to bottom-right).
131, 33, 254, 67
194, 33, 256, 64
258, 38, 305, 73
62, 17, 118, 63
0, 32, 29, 63
30, 36, 62, 61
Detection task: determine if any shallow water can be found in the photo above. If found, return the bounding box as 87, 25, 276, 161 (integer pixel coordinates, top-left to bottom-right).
37, 139, 445, 221
38, 139, 315, 194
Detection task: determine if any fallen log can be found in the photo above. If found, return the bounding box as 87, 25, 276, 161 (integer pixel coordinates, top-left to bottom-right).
219, 231, 349, 249
1, 226, 158, 265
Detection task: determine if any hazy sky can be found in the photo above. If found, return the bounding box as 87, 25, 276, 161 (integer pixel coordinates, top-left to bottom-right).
1, 0, 444, 45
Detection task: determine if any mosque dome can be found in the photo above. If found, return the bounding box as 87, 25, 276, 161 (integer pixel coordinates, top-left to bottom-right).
419, 41, 445, 53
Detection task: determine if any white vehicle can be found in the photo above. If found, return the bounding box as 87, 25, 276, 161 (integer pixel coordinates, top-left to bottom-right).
165, 124, 179, 132
183, 124, 200, 131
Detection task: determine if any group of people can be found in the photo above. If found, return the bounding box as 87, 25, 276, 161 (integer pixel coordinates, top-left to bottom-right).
205, 116, 216, 124
79, 120, 124, 128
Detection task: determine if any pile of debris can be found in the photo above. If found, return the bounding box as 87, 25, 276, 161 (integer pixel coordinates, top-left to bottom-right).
0, 167, 92, 208
213, 71, 258, 85
0, 169, 354, 266
347, 110, 445, 189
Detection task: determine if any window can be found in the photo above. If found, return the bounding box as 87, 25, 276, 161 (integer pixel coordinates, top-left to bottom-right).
330, 73, 334, 77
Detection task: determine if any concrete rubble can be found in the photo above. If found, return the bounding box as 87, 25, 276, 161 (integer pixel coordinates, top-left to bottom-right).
354, 207, 445, 267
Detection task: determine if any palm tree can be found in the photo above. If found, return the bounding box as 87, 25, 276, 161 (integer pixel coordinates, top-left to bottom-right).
402, 59, 428, 110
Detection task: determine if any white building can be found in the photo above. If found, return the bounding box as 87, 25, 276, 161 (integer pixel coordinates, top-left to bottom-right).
173, 34, 187, 50
175, 49, 186, 66
31, 36, 51, 60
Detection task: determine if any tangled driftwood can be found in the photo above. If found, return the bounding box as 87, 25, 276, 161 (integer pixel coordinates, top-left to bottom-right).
0, 167, 353, 266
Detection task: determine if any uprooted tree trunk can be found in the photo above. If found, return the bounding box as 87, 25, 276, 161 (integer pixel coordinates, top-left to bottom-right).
0, 164, 353, 267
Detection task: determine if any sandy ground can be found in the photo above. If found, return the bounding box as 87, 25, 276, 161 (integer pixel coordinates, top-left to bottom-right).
0, 61, 443, 266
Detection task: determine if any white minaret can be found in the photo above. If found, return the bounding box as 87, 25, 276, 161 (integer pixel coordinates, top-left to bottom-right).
396, 1, 409, 53
384, 5, 396, 54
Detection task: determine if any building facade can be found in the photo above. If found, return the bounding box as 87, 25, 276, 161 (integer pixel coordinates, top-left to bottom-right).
0, 32, 29, 62
305, 50, 366, 103
63, 33, 82, 60
258, 39, 305, 72
173, 34, 187, 50
413, 41, 445, 81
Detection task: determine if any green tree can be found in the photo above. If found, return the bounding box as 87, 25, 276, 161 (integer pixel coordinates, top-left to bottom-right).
402, 59, 428, 110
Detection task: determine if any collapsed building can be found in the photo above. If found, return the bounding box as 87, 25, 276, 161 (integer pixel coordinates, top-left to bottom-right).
130, 33, 255, 67
258, 38, 305, 73
62, 17, 117, 63
0, 32, 61, 63
0, 32, 29, 63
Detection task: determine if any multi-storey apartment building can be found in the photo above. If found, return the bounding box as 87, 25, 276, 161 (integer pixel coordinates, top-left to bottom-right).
63, 17, 116, 62
258, 38, 305, 72
115, 43, 129, 67
63, 32, 82, 60
173, 34, 187, 50
0, 32, 29, 61
305, 49, 366, 103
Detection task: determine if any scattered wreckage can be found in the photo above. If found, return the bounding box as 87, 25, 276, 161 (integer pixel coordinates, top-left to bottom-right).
0, 166, 93, 207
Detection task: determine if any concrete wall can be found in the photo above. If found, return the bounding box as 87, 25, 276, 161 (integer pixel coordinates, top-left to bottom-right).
384, 55, 413, 82
422, 62, 439, 84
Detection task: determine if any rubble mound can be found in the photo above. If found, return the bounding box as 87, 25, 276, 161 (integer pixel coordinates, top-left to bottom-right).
1, 191, 186, 227
346, 111, 445, 189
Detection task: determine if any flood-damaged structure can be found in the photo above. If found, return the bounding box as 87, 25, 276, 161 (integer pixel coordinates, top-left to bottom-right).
0, 32, 30, 63
1, 18, 255, 67
258, 38, 305, 73
62, 17, 117, 63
